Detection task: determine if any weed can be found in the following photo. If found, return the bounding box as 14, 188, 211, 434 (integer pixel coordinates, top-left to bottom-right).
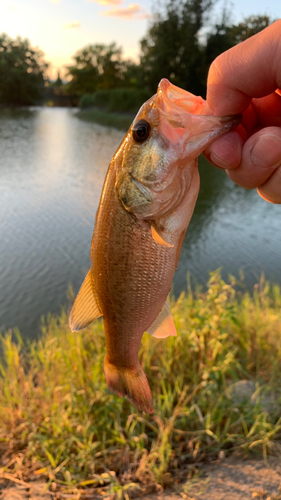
1, 271, 281, 498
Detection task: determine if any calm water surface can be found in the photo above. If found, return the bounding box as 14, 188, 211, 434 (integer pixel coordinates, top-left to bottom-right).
0, 107, 280, 339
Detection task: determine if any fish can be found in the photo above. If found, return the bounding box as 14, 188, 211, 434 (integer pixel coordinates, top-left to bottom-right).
69, 78, 241, 413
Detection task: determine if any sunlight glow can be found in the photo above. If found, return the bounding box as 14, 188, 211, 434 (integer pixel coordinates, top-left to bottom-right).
64, 22, 81, 29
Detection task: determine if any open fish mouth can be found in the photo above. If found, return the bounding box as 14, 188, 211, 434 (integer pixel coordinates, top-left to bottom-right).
155, 78, 241, 153
157, 78, 209, 116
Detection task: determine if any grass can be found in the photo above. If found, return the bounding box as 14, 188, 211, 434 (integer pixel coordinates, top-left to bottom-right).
76, 107, 133, 131
1, 270, 281, 498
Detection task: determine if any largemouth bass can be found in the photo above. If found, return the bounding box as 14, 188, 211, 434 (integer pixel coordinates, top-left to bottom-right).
70, 79, 240, 413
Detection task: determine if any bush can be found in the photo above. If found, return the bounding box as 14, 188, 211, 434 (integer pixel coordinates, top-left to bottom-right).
78, 88, 151, 114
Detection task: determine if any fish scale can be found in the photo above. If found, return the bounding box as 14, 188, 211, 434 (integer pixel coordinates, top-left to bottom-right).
93, 166, 176, 358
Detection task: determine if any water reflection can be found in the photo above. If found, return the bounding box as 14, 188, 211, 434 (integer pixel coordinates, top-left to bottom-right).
176, 159, 281, 292
0, 107, 280, 339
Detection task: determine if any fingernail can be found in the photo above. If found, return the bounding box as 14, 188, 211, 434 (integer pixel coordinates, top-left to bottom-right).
209, 152, 232, 170
250, 134, 281, 169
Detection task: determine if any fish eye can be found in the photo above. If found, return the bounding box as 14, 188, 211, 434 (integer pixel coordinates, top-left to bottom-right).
132, 120, 151, 143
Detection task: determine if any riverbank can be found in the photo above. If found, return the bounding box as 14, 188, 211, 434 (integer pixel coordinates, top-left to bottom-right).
76, 107, 133, 130
2, 456, 281, 499
1, 271, 281, 498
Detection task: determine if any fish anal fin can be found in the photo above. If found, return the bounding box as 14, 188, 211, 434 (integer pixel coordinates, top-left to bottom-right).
147, 301, 177, 338
69, 270, 102, 332
151, 222, 174, 248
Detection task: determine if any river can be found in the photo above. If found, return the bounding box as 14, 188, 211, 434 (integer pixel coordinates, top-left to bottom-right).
0, 107, 280, 340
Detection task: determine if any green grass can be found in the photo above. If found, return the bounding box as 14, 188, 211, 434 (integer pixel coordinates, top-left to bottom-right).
76, 107, 133, 131
1, 270, 281, 498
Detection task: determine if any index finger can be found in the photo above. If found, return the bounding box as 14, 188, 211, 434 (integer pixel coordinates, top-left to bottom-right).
207, 19, 281, 116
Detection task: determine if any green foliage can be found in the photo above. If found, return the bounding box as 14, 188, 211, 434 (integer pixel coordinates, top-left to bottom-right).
78, 88, 151, 113
77, 88, 151, 130
0, 33, 48, 105
1, 271, 281, 497
204, 14, 272, 67
229, 14, 272, 43
139, 0, 273, 96
78, 93, 97, 108
66, 43, 129, 96
72, 10, 272, 121
139, 0, 215, 95
76, 107, 133, 130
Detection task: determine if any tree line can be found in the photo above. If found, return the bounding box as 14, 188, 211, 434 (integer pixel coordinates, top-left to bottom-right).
0, 0, 273, 106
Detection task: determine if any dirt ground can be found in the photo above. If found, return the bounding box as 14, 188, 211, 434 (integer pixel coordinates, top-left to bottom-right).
1, 456, 281, 500
161, 456, 281, 500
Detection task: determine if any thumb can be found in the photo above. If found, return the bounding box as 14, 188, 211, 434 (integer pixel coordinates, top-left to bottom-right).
226, 127, 281, 195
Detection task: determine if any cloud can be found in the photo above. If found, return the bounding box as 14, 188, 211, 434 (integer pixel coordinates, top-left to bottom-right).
64, 21, 81, 28
86, 0, 122, 5
100, 3, 150, 19
51, 0, 61, 4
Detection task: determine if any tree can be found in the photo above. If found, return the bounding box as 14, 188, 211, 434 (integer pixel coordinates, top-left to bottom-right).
139, 0, 215, 95
204, 14, 272, 75
66, 43, 128, 95
0, 33, 48, 105
204, 8, 235, 70
139, 2, 273, 97
229, 15, 272, 44
121, 60, 144, 89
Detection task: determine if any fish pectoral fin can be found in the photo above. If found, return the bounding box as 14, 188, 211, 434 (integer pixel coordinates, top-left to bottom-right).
69, 270, 102, 332
147, 301, 177, 338
151, 222, 174, 248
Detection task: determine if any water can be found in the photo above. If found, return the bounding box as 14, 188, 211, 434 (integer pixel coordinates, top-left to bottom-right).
0, 107, 280, 340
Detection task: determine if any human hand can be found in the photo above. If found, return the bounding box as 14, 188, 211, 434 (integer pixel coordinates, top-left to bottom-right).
204, 19, 281, 203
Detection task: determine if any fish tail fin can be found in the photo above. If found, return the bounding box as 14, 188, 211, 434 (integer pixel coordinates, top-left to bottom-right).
104, 356, 153, 413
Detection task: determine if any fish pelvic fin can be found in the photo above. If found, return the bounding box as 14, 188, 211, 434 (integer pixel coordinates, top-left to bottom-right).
104, 356, 153, 414
69, 270, 102, 332
147, 301, 177, 339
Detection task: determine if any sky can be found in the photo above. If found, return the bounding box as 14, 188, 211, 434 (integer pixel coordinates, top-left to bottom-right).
1, 0, 280, 79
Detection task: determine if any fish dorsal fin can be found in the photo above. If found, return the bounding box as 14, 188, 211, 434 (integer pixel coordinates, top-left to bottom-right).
147, 301, 177, 338
151, 223, 174, 248
69, 270, 102, 332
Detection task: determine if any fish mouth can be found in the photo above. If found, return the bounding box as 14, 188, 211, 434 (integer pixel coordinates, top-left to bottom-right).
156, 79, 242, 156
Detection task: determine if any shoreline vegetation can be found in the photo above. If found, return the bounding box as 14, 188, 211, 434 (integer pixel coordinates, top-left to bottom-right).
76, 107, 133, 131
1, 271, 281, 498
75, 88, 151, 130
